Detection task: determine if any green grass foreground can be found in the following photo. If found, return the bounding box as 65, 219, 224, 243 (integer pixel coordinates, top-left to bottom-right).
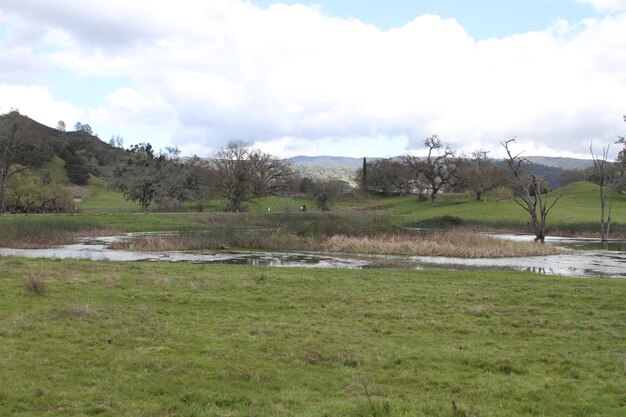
1, 259, 624, 416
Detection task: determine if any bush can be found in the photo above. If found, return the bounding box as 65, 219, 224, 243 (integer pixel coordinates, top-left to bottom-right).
412, 215, 465, 229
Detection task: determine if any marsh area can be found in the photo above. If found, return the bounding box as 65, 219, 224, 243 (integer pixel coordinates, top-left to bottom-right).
1, 232, 624, 278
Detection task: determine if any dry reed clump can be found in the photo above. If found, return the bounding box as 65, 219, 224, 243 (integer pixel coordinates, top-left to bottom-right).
24, 274, 46, 296
321, 230, 562, 258
9, 233, 76, 249
110, 228, 561, 258
112, 235, 188, 251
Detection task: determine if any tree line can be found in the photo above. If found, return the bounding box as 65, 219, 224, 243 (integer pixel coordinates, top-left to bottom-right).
357, 131, 625, 242
113, 140, 351, 213
1, 108, 624, 243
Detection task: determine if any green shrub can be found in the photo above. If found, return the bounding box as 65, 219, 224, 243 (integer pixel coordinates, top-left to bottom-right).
411, 215, 465, 229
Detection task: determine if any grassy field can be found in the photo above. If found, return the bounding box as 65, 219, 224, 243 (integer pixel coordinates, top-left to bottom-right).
0, 258, 624, 416
1, 181, 624, 250
39, 175, 624, 237
386, 182, 626, 235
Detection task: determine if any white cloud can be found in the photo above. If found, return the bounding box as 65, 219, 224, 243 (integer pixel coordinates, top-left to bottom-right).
0, 84, 81, 128
577, 0, 626, 11
0, 1, 625, 158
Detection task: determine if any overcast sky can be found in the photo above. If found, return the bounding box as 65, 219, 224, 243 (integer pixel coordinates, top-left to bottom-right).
1, 0, 625, 159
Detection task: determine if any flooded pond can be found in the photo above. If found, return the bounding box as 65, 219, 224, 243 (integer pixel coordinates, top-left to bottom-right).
1, 232, 624, 278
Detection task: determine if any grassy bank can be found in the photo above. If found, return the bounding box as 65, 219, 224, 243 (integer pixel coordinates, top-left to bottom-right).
0, 258, 624, 416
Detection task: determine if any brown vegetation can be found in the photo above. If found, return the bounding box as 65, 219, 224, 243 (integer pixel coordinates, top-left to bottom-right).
320, 230, 561, 258
24, 274, 46, 296
113, 228, 561, 258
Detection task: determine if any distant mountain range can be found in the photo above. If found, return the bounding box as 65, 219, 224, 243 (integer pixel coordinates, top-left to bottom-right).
288, 155, 594, 170
287, 155, 595, 189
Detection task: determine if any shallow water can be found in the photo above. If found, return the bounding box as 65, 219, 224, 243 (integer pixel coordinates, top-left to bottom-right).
0, 234, 624, 278
489, 233, 626, 251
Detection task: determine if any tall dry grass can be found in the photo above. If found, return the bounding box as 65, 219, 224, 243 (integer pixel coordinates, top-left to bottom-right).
24, 274, 46, 296
113, 228, 560, 258
320, 230, 561, 258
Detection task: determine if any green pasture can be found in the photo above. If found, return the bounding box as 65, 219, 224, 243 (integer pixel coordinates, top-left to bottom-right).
0, 259, 624, 416
386, 182, 626, 234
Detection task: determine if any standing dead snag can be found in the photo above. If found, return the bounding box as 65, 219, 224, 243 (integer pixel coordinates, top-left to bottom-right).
590, 144, 614, 243
501, 139, 562, 243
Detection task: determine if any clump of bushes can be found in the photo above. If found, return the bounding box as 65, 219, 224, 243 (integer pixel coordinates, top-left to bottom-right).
411, 215, 465, 229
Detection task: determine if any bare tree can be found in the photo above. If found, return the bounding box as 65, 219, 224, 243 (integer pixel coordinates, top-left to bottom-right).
213, 141, 256, 212
590, 143, 614, 243
0, 112, 31, 211
114, 144, 197, 211
402, 135, 458, 202
213, 141, 291, 212
501, 139, 562, 243
615, 115, 626, 192
458, 150, 506, 201
250, 149, 293, 198
312, 179, 348, 211
56, 120, 66, 132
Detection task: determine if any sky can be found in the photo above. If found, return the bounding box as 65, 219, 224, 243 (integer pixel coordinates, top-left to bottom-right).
1, 0, 625, 159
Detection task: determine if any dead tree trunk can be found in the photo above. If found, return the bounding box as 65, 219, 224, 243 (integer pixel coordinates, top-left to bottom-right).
501, 139, 562, 243
590, 144, 613, 243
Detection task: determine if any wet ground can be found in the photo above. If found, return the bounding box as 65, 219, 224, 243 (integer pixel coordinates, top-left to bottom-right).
0, 233, 624, 279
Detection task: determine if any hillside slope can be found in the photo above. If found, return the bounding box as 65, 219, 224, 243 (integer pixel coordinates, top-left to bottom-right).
0, 111, 125, 184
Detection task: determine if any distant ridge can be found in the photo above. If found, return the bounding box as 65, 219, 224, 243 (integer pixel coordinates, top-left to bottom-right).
288, 155, 594, 171
287, 155, 595, 188
288, 155, 370, 168
525, 156, 593, 170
